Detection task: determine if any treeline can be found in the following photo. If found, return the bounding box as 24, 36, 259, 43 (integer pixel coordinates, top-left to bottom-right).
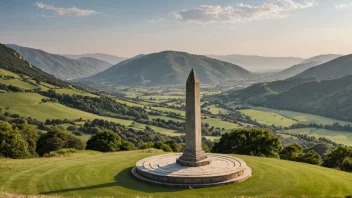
212, 128, 352, 172
40, 89, 149, 120
287, 122, 352, 133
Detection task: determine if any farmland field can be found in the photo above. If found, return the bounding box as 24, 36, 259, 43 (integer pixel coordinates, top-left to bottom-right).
239, 109, 297, 127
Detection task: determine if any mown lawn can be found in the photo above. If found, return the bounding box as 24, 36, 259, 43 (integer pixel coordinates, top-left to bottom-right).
0, 149, 352, 197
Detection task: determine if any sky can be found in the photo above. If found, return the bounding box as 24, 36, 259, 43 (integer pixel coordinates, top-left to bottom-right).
0, 0, 351, 58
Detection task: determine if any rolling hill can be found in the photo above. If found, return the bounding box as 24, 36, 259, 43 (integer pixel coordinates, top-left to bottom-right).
85, 51, 253, 86
292, 54, 352, 80
77, 57, 112, 72
6, 44, 104, 80
265, 54, 342, 81
63, 53, 127, 65
208, 54, 303, 71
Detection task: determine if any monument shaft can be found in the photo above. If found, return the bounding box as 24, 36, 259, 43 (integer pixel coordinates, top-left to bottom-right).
177, 69, 209, 166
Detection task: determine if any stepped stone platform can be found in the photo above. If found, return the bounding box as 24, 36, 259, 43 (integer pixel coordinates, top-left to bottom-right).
131, 153, 252, 187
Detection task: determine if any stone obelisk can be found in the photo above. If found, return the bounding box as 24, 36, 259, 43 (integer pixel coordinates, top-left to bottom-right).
177, 69, 210, 167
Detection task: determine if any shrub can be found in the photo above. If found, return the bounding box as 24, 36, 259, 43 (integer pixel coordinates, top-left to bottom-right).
212, 128, 283, 158
36, 127, 84, 156
43, 148, 78, 157
86, 130, 121, 152
139, 142, 154, 149
161, 144, 173, 152
341, 157, 352, 172
120, 141, 135, 151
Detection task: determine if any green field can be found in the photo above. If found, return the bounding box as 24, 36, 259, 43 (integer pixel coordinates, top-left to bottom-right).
0, 68, 20, 78
240, 109, 297, 127
204, 105, 229, 115
152, 107, 185, 116
202, 118, 243, 129
252, 106, 352, 126
0, 93, 175, 135
54, 88, 98, 98
1, 149, 352, 197
282, 128, 352, 146
149, 115, 184, 122
115, 99, 145, 108
0, 78, 37, 90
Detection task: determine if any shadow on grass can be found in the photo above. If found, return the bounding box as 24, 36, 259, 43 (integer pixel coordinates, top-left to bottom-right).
41, 167, 183, 195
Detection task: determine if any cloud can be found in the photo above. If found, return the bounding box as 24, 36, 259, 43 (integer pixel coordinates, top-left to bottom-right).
335, 4, 351, 8
171, 0, 316, 24
34, 2, 98, 17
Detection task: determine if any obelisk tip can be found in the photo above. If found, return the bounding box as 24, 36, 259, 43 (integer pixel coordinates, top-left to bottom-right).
187, 69, 199, 83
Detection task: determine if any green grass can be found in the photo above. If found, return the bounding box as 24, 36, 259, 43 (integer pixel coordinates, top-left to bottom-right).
149, 115, 184, 122
0, 79, 38, 90
115, 99, 145, 108
54, 88, 98, 98
239, 109, 297, 127
0, 93, 174, 135
252, 106, 352, 125
1, 149, 352, 197
152, 107, 185, 116
139, 95, 184, 100
0, 68, 20, 78
204, 105, 229, 115
282, 128, 352, 146
202, 118, 244, 129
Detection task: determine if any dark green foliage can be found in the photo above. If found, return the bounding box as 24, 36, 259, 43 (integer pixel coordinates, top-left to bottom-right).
0, 43, 69, 87
202, 144, 210, 153
212, 128, 283, 158
139, 142, 154, 149
341, 157, 352, 172
14, 124, 38, 156
280, 143, 303, 161
164, 140, 181, 152
86, 130, 121, 152
120, 141, 135, 151
0, 121, 31, 158
160, 144, 173, 152
36, 127, 84, 156
323, 146, 352, 169
298, 150, 322, 165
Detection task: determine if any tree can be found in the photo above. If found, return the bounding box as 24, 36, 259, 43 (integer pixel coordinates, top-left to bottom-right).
0, 121, 31, 159
120, 141, 135, 151
298, 150, 322, 165
164, 140, 181, 152
14, 124, 38, 156
212, 128, 283, 158
341, 157, 352, 172
86, 130, 121, 152
36, 127, 84, 156
280, 143, 303, 161
323, 146, 352, 168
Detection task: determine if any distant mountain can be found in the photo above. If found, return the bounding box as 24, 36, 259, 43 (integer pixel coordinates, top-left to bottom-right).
85, 51, 253, 86
63, 53, 127, 65
0, 43, 69, 87
6, 44, 103, 80
292, 54, 352, 80
265, 54, 342, 81
77, 57, 112, 72
207, 54, 303, 71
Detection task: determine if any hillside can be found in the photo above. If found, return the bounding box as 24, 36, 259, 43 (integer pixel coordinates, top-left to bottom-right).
77, 57, 112, 72
208, 54, 303, 71
63, 53, 127, 65
1, 149, 352, 197
230, 74, 352, 121
6, 44, 104, 80
0, 43, 68, 88
292, 54, 352, 80
265, 54, 342, 81
86, 51, 253, 86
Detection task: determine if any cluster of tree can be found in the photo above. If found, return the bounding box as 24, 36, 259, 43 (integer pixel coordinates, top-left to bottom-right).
45, 118, 74, 125
323, 146, 352, 172
280, 143, 322, 165
280, 132, 338, 147
0, 83, 25, 92
287, 122, 352, 133
201, 123, 222, 136
41, 97, 59, 103
0, 121, 83, 158
138, 118, 184, 131
40, 90, 149, 120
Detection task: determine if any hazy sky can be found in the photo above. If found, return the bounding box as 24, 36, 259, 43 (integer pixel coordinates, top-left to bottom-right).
0, 0, 351, 58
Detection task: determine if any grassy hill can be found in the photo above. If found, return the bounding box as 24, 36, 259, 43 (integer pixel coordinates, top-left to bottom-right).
208, 54, 303, 71
292, 54, 352, 80
63, 53, 127, 65
77, 57, 112, 72
6, 44, 105, 80
0, 149, 351, 197
86, 51, 253, 86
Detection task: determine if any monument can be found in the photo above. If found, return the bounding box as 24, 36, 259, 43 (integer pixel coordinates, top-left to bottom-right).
131, 69, 252, 187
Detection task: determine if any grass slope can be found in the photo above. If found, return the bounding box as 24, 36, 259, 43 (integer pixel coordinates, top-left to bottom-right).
0, 149, 351, 197
239, 109, 297, 127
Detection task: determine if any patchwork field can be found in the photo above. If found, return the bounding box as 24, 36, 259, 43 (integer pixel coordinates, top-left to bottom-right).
1, 149, 352, 197
204, 105, 229, 115
54, 88, 98, 97
282, 128, 352, 146
239, 109, 297, 127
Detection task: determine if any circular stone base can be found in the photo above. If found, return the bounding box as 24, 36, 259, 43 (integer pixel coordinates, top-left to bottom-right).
131, 153, 252, 187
